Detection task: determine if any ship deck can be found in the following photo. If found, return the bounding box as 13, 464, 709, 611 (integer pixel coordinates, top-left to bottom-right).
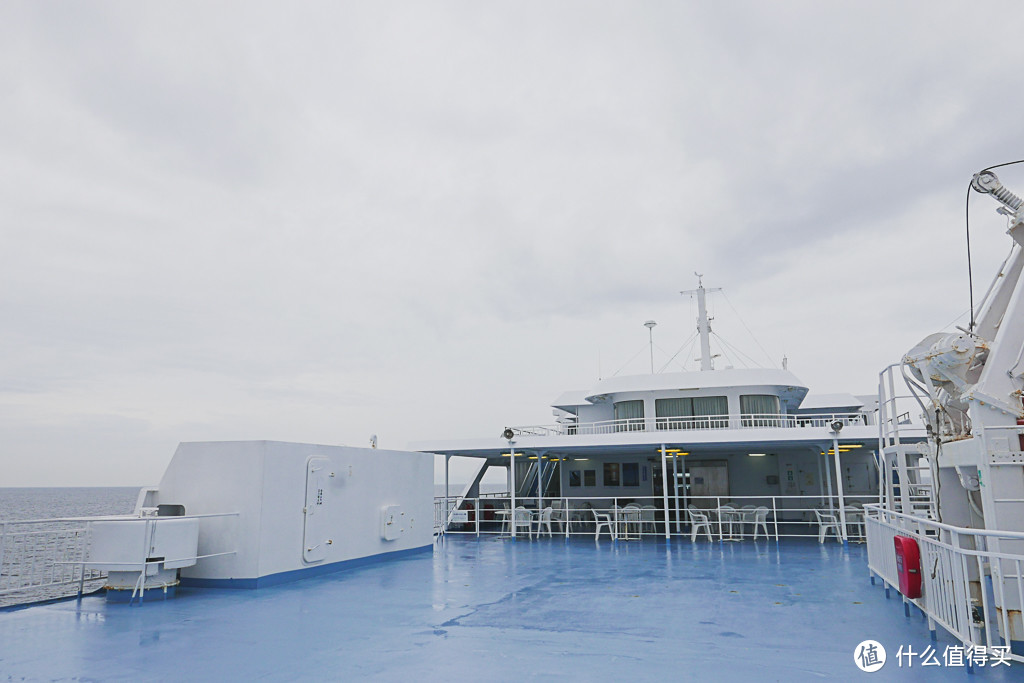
0, 536, 1015, 681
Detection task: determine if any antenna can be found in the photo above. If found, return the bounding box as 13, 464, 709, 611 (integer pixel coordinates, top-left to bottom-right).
644, 321, 657, 374
681, 275, 721, 371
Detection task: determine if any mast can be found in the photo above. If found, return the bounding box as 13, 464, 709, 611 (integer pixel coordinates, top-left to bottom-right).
681, 274, 721, 372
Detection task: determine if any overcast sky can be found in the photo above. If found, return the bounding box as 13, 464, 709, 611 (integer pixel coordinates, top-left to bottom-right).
3, 2, 1024, 487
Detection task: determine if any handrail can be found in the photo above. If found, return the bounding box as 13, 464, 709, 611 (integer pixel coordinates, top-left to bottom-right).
863, 502, 1024, 540
0, 512, 240, 606
510, 412, 876, 438
864, 502, 1024, 663
433, 493, 877, 541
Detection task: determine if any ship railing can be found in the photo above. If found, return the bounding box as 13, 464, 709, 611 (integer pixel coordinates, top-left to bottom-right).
0, 512, 238, 608
864, 503, 1024, 664
433, 494, 879, 541
509, 412, 869, 438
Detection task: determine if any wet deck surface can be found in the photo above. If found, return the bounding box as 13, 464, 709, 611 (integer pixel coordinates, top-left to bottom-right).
0, 536, 1016, 681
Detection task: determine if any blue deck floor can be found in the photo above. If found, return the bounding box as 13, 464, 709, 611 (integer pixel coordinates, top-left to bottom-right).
0, 536, 1019, 681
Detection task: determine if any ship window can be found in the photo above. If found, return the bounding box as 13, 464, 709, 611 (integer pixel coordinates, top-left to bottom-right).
569, 471, 581, 487
656, 396, 727, 429
604, 462, 621, 486
740, 395, 781, 427
613, 400, 645, 432
622, 463, 639, 487
583, 469, 596, 487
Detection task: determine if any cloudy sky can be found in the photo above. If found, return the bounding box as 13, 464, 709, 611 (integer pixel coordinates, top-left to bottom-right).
3, 2, 1024, 487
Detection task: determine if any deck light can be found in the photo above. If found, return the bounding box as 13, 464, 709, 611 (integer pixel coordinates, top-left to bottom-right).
748, 453, 767, 457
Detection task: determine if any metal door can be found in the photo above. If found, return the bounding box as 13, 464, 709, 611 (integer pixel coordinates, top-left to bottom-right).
303, 456, 331, 563
688, 461, 729, 507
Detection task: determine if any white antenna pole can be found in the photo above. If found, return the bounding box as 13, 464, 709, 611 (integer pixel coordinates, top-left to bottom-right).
644, 321, 657, 374
682, 274, 721, 372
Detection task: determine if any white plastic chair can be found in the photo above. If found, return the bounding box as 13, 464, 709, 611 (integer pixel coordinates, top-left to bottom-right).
640, 505, 657, 534
513, 506, 533, 540
717, 505, 739, 540
750, 506, 770, 540
844, 506, 865, 541
620, 504, 641, 539
688, 506, 713, 542
536, 507, 554, 537
592, 508, 615, 541
550, 499, 566, 532
813, 508, 841, 543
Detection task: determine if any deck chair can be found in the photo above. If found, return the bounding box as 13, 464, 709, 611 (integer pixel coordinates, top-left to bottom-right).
687, 506, 713, 542
536, 507, 554, 537
750, 506, 770, 540
640, 505, 658, 534
813, 508, 841, 543
592, 508, 615, 541
513, 506, 533, 540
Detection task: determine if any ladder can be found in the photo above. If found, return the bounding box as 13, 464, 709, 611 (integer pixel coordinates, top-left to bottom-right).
879, 364, 938, 520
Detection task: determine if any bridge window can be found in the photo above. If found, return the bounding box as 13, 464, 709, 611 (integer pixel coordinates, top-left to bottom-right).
740, 395, 782, 427
613, 400, 645, 432
656, 396, 728, 429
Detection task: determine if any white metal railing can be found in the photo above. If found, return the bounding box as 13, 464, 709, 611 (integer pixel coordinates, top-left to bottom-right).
0, 513, 238, 607
0, 518, 105, 607
511, 413, 869, 438
433, 493, 877, 541
865, 503, 1024, 664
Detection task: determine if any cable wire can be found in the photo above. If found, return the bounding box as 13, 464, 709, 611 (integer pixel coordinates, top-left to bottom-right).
720, 292, 778, 368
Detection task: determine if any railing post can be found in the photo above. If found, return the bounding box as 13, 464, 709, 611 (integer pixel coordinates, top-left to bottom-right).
564, 497, 570, 541
660, 444, 670, 540
771, 497, 779, 542
716, 496, 722, 540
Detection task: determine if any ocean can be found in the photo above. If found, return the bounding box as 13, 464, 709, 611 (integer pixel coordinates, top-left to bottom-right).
1, 485, 488, 522
0, 487, 140, 522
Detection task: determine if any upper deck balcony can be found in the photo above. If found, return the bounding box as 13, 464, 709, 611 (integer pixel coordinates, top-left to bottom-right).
509, 412, 872, 438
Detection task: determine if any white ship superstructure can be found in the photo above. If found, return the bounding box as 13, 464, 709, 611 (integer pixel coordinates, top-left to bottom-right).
417, 283, 910, 543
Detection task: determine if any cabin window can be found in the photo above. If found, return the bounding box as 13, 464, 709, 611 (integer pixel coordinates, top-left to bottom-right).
613, 400, 645, 432
655, 398, 691, 430
569, 471, 581, 487
622, 463, 640, 487
584, 469, 596, 487
656, 396, 728, 429
740, 395, 781, 426
604, 462, 621, 486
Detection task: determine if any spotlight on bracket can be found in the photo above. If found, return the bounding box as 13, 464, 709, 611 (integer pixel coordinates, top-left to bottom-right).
829, 420, 844, 432
502, 427, 515, 440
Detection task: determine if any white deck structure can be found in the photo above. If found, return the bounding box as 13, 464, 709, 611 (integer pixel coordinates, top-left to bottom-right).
414, 284, 922, 541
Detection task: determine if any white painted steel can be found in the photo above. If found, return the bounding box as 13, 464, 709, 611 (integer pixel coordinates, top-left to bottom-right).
832, 433, 848, 543
660, 445, 669, 540
865, 503, 1024, 663
0, 514, 237, 606
509, 413, 869, 437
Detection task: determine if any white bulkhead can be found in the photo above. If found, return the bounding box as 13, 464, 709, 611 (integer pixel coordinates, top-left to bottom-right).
141, 440, 433, 588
